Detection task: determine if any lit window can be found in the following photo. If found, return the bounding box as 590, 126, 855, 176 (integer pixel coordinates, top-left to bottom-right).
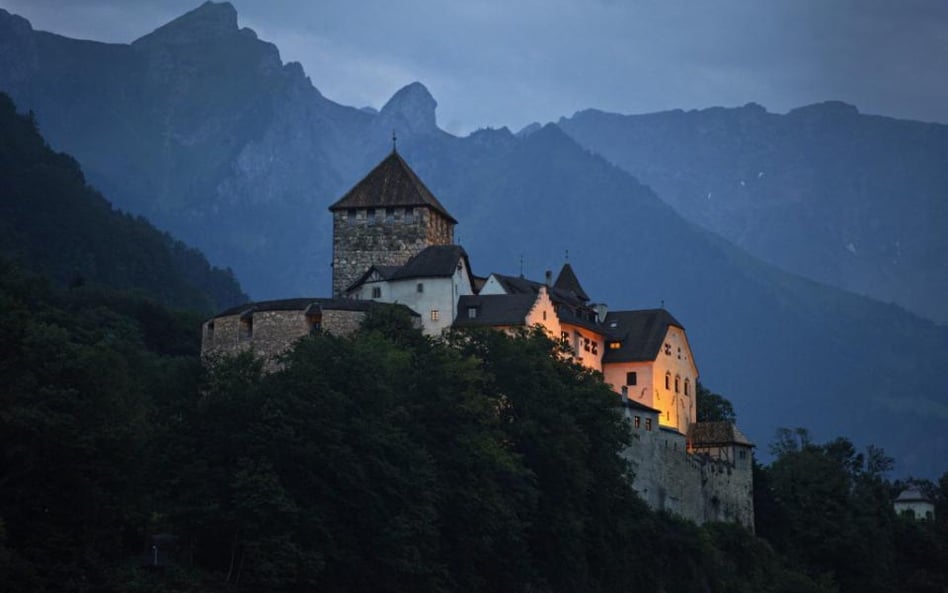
371, 286, 381, 298
608, 341, 621, 350
561, 331, 569, 342
431, 310, 440, 321
626, 372, 637, 386
417, 283, 424, 293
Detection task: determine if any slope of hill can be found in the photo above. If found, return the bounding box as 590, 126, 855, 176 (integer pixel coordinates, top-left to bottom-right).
0, 2, 945, 477
0, 92, 245, 312
557, 104, 948, 324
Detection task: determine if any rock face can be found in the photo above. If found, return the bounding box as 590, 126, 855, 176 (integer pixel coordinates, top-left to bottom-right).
558, 102, 948, 324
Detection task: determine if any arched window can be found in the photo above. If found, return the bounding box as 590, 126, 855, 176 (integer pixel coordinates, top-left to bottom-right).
665, 372, 670, 390
684, 378, 690, 396
674, 375, 680, 393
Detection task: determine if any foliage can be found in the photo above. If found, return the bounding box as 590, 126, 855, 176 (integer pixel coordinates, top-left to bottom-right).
696, 382, 736, 422
756, 428, 948, 593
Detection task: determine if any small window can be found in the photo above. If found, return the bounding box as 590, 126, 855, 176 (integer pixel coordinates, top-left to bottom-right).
665, 373, 670, 390
675, 376, 680, 393
417, 282, 424, 293
468, 306, 477, 319
371, 286, 381, 298
626, 372, 637, 386
645, 418, 652, 431
684, 379, 690, 396
239, 316, 253, 340
591, 342, 598, 355
561, 331, 569, 342
367, 208, 376, 225
206, 320, 215, 341
677, 346, 682, 360
634, 415, 641, 429
608, 341, 621, 350
347, 209, 357, 225
738, 449, 747, 460
306, 313, 322, 335
584, 338, 591, 352
404, 207, 414, 223
385, 208, 395, 223
431, 310, 440, 321
542, 311, 547, 321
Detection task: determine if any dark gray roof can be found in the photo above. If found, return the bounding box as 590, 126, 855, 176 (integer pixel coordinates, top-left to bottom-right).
621, 398, 660, 414
601, 309, 684, 363
491, 273, 587, 308
346, 265, 402, 291
554, 263, 589, 302
895, 489, 933, 503
212, 297, 419, 319
689, 422, 753, 447
453, 294, 538, 327
328, 151, 457, 223
390, 245, 469, 280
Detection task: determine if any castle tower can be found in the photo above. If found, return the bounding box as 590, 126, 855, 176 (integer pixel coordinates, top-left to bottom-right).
329, 151, 457, 295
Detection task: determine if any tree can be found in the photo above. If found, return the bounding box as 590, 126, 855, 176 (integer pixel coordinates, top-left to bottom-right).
696, 382, 736, 422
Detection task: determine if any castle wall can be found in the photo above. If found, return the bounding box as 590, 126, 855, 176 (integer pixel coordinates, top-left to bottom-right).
620, 410, 754, 530
331, 207, 454, 296
604, 361, 654, 407
201, 309, 366, 364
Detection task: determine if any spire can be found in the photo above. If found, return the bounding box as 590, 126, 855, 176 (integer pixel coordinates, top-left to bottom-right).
554, 262, 590, 302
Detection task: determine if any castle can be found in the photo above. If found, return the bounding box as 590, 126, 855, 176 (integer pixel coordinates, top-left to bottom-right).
201, 150, 755, 529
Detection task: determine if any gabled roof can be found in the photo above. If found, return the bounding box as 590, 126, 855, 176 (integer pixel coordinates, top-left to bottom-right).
689, 422, 754, 448
390, 245, 469, 280
490, 273, 587, 308
453, 294, 539, 327
328, 151, 458, 223
554, 263, 589, 302
601, 308, 684, 363
212, 297, 420, 319
347, 265, 402, 291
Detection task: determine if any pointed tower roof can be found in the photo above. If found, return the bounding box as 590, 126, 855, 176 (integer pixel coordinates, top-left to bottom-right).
328, 151, 457, 223
554, 263, 589, 302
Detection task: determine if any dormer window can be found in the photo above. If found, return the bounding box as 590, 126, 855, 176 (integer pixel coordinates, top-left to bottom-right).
468, 306, 478, 319
608, 341, 621, 350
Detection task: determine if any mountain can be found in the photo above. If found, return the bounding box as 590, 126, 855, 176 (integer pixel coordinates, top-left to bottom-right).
0, 92, 245, 312
0, 2, 945, 477
557, 103, 948, 324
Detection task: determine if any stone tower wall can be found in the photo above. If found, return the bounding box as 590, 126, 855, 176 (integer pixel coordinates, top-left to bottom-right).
331, 207, 454, 295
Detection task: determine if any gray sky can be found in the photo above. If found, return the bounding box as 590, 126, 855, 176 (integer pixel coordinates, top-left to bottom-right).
3, 0, 947, 135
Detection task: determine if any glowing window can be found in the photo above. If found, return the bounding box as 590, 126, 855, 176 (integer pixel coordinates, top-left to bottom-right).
608, 341, 621, 350
430, 310, 439, 321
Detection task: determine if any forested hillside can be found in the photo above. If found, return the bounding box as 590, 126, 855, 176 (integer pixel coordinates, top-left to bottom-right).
2, 270, 945, 592
0, 92, 245, 312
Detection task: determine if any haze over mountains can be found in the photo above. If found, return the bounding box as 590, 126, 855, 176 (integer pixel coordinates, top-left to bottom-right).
0, 1, 945, 477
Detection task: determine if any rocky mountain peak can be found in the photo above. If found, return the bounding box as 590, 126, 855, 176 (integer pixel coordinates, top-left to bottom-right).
380, 82, 438, 134
132, 1, 241, 48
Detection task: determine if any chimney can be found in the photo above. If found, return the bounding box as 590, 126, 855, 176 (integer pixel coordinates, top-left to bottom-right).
596, 303, 608, 323
545, 270, 552, 286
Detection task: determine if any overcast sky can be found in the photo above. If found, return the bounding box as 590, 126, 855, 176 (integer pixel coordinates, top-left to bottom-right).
2, 0, 947, 135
